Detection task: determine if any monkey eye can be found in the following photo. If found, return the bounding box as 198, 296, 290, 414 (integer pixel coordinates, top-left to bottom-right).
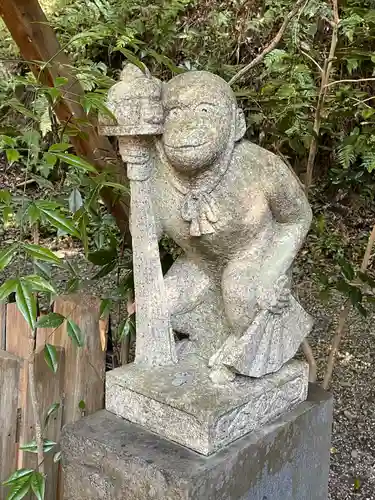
168, 107, 183, 118
195, 103, 212, 113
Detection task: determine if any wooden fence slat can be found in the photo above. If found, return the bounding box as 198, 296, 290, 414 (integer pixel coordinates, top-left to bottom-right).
5, 304, 32, 471
0, 350, 20, 498
52, 295, 105, 425
0, 302, 6, 350
21, 347, 65, 500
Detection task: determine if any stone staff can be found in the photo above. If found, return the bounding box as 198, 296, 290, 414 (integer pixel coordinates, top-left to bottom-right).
99, 64, 176, 367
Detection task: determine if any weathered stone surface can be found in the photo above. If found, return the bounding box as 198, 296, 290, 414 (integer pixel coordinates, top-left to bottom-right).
61, 385, 333, 500
106, 355, 308, 455
100, 66, 313, 380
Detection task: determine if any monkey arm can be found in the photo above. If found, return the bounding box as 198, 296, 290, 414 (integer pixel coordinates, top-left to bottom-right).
262, 155, 312, 280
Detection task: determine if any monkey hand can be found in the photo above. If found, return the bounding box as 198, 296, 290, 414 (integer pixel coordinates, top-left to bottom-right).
257, 275, 291, 315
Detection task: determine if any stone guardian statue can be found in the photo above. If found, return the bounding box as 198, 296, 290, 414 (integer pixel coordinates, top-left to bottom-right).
100, 64, 314, 455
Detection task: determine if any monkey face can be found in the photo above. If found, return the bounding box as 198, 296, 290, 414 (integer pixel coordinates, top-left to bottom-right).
162, 102, 232, 174
162, 72, 237, 174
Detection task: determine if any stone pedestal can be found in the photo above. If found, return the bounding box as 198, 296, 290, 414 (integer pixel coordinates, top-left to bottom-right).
106, 355, 309, 455
61, 385, 332, 500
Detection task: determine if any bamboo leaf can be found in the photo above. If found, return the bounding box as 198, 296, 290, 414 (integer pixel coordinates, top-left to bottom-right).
0, 278, 19, 301
6, 478, 31, 500
99, 298, 111, 318
53, 451, 62, 463
44, 402, 61, 429
40, 209, 80, 238
23, 275, 57, 294
67, 319, 84, 347
15, 281, 36, 330
2, 469, 34, 486
49, 142, 70, 152
44, 344, 58, 373
20, 439, 57, 453
36, 313, 65, 329
0, 244, 18, 270
30, 472, 45, 500
52, 153, 98, 173
88, 247, 117, 266
69, 188, 83, 213
23, 243, 62, 265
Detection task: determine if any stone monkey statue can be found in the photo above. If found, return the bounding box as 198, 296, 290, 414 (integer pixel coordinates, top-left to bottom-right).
107, 67, 313, 383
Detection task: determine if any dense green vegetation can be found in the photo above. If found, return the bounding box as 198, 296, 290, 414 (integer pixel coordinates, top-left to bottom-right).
1, 1, 375, 497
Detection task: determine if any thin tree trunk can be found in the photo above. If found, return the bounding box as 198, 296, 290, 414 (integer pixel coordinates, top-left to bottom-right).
305, 0, 340, 190
323, 223, 375, 389
28, 331, 44, 475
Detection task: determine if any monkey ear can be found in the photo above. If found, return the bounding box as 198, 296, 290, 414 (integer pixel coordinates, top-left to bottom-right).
235, 108, 246, 142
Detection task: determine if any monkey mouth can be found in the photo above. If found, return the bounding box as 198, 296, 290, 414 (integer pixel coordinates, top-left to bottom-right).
164, 141, 208, 150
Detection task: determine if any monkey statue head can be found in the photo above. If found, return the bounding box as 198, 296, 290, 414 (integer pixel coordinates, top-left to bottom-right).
162, 71, 246, 175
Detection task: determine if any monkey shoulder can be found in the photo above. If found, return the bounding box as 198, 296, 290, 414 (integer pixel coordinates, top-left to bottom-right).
229, 139, 284, 191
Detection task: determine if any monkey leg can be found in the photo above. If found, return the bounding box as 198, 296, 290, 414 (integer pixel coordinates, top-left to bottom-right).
165, 255, 231, 360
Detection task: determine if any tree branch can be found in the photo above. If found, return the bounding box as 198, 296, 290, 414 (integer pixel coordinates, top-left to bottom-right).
305, 0, 340, 191
323, 223, 375, 389
325, 77, 375, 88
28, 330, 45, 475
229, 0, 307, 86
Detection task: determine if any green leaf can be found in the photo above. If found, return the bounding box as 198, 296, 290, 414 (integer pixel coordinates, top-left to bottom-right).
33, 261, 52, 281
30, 472, 45, 500
0, 244, 18, 270
23, 244, 62, 265
40, 209, 80, 238
49, 142, 70, 152
52, 153, 98, 173
15, 281, 36, 330
88, 247, 117, 266
100, 298, 111, 318
23, 275, 57, 294
338, 258, 355, 281
26, 203, 41, 225
117, 317, 133, 341
0, 189, 11, 204
53, 451, 62, 463
44, 402, 61, 428
6, 477, 31, 500
79, 213, 89, 257
78, 400, 86, 410
69, 188, 83, 213
0, 278, 19, 301
2, 469, 34, 486
20, 439, 57, 453
6, 149, 20, 164
358, 271, 375, 289
349, 286, 362, 307
2, 206, 12, 224
36, 313, 65, 329
67, 319, 84, 347
65, 277, 79, 293
117, 48, 146, 71
44, 344, 58, 373
92, 260, 117, 280
101, 181, 129, 192
54, 77, 69, 87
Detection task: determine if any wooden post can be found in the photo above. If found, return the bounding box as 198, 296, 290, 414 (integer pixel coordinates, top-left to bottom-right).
0, 0, 130, 236
52, 295, 105, 425
0, 350, 20, 498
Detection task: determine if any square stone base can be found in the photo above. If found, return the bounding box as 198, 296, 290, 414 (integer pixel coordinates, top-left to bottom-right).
61, 385, 332, 500
105, 356, 308, 455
